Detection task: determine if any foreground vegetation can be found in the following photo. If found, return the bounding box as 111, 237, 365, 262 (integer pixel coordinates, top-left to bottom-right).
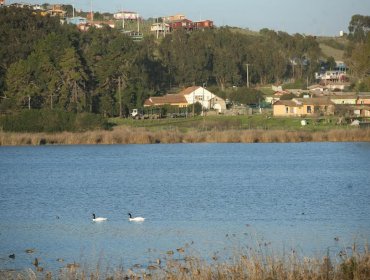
1, 246, 369, 279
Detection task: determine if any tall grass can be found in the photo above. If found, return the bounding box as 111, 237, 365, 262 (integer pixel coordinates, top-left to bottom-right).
1, 245, 369, 279
1, 127, 370, 146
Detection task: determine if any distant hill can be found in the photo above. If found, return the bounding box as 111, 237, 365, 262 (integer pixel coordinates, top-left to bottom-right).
316, 36, 348, 60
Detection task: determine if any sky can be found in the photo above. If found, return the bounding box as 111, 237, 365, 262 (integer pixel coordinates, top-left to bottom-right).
5, 0, 370, 36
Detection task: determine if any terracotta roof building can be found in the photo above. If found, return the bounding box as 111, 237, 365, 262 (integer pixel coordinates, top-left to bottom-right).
144, 86, 227, 113
273, 98, 335, 116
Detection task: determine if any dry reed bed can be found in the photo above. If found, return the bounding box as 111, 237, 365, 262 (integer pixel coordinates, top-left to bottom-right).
0, 127, 370, 146
1, 250, 369, 280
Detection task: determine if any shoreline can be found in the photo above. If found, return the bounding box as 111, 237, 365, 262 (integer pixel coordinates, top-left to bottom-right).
1, 126, 370, 146
1, 248, 369, 279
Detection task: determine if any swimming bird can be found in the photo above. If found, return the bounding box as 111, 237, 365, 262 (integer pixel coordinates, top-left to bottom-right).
92, 213, 107, 222
128, 213, 145, 222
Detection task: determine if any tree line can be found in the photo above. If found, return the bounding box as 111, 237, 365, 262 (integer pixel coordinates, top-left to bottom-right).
0, 7, 369, 118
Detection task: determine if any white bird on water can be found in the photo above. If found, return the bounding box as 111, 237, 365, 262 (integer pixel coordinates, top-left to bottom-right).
128, 213, 145, 222
92, 213, 107, 222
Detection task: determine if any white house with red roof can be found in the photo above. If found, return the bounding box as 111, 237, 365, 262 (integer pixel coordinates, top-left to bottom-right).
144, 86, 226, 113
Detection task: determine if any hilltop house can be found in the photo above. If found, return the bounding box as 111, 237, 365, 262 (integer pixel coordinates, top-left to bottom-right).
114, 11, 139, 20
273, 98, 335, 117
150, 22, 170, 35
144, 86, 227, 113
169, 19, 194, 31
162, 14, 186, 22
193, 20, 214, 30
47, 5, 66, 18
66, 16, 87, 25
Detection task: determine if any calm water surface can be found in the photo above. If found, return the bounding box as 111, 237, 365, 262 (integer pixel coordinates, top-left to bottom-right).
0, 143, 369, 271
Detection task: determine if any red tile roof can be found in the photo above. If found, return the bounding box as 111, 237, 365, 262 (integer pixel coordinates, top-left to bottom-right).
178, 86, 201, 96
144, 94, 187, 106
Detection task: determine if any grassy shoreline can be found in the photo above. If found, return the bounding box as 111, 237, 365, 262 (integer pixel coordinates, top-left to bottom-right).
1, 126, 370, 146
2, 114, 369, 146
1, 247, 369, 279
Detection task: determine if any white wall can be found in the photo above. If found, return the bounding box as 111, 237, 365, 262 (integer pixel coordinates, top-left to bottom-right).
184, 87, 226, 112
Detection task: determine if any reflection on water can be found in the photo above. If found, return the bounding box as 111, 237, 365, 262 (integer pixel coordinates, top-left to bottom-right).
0, 143, 369, 271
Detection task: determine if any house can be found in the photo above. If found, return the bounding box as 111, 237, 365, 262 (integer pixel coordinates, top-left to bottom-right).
9, 3, 30, 8
193, 20, 213, 30
47, 5, 66, 18
329, 95, 357, 105
150, 22, 170, 34
273, 98, 335, 117
162, 14, 186, 22
66, 16, 87, 25
179, 86, 226, 113
315, 61, 347, 83
354, 106, 370, 117
169, 19, 193, 31
356, 94, 370, 105
144, 94, 189, 108
325, 82, 350, 91
144, 86, 227, 113
91, 21, 115, 29
114, 11, 139, 20
32, 4, 43, 10
308, 84, 325, 93
265, 96, 280, 104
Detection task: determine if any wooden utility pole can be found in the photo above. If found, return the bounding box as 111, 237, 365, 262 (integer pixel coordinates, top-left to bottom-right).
246, 63, 250, 88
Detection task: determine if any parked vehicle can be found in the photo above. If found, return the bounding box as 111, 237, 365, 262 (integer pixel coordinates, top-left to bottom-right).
131, 109, 145, 119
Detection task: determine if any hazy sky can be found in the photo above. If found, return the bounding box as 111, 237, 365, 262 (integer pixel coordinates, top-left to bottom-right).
6, 0, 370, 35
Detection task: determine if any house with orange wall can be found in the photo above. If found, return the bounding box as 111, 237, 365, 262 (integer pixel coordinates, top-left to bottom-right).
273, 98, 335, 117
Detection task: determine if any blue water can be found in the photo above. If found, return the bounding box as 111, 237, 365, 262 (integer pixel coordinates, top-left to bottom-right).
0, 143, 369, 272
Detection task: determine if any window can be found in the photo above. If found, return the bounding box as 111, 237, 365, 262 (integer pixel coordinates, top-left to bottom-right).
307, 106, 312, 113
286, 107, 289, 114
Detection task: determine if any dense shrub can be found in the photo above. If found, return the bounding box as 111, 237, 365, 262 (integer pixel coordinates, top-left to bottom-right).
0, 110, 110, 132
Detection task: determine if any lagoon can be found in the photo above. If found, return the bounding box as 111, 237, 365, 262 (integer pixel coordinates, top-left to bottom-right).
0, 143, 369, 272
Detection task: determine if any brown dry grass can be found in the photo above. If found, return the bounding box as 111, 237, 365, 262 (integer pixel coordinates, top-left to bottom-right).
0, 127, 370, 146
1, 248, 369, 280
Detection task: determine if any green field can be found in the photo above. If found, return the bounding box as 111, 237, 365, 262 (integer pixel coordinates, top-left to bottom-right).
110, 115, 343, 132
317, 36, 348, 60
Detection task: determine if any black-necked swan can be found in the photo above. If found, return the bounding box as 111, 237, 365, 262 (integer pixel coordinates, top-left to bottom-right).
92, 213, 107, 222
128, 213, 145, 222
